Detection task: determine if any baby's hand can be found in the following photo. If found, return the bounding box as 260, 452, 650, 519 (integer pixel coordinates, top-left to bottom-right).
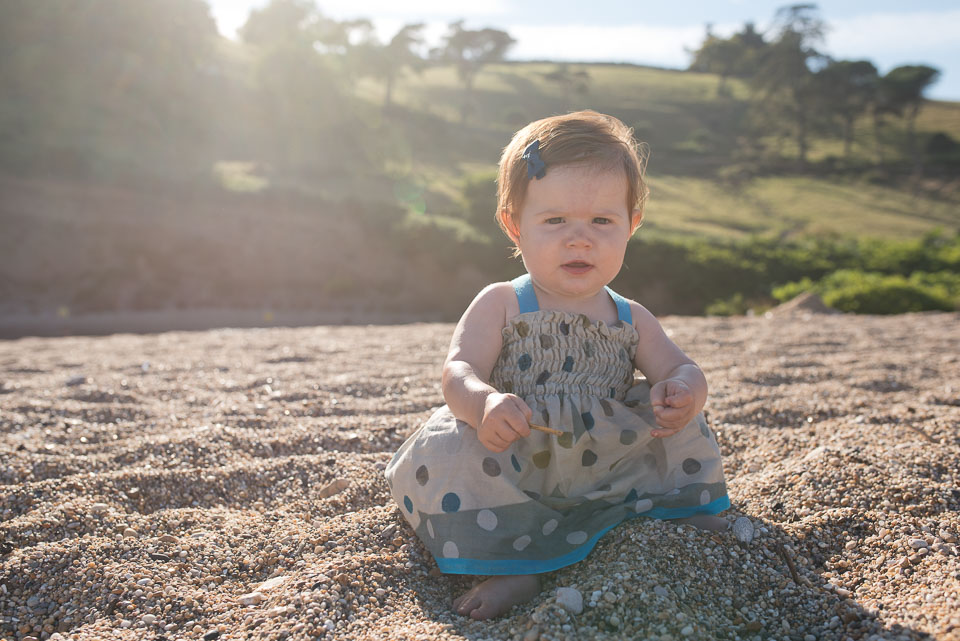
649, 379, 695, 438
478, 393, 532, 453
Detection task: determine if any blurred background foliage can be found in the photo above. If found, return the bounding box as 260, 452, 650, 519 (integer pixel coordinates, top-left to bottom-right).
1, 0, 958, 322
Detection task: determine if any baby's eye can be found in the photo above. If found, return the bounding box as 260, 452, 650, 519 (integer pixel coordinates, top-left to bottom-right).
593, 217, 612, 225
546, 217, 564, 224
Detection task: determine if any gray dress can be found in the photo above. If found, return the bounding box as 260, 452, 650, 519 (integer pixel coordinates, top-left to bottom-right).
385, 275, 728, 575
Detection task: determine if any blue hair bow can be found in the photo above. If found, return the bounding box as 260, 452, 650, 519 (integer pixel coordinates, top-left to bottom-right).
522, 140, 546, 180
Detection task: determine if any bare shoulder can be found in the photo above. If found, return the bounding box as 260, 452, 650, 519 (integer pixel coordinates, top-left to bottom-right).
447, 282, 516, 366
627, 300, 666, 337
464, 282, 517, 321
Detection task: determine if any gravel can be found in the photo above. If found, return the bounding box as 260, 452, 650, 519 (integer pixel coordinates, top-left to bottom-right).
1, 311, 958, 640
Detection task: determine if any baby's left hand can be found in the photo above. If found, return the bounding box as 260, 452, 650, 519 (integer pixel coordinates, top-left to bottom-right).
649, 379, 695, 437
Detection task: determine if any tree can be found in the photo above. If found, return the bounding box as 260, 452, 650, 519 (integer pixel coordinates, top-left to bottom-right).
0, 0, 219, 178
813, 59, 878, 157
433, 21, 515, 123
349, 23, 425, 110
879, 65, 940, 170
689, 22, 767, 95
750, 4, 827, 167
240, 0, 354, 174
541, 64, 590, 109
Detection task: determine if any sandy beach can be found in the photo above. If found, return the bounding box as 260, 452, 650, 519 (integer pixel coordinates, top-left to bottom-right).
1, 310, 958, 640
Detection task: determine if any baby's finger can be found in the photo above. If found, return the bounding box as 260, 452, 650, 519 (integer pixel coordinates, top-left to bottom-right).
651, 426, 681, 438
511, 396, 534, 421
666, 390, 692, 407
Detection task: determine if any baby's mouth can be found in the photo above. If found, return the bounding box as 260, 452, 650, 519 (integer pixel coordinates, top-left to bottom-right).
561, 261, 593, 274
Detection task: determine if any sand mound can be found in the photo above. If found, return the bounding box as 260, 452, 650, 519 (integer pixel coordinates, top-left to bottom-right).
766, 292, 839, 317
1, 314, 959, 640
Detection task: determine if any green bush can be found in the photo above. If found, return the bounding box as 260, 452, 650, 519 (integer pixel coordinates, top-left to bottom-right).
773, 269, 958, 314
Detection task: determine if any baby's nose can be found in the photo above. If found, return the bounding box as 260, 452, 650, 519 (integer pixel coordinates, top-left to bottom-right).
565, 226, 593, 247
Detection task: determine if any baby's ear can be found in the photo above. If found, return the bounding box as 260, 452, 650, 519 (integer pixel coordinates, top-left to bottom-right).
498, 209, 521, 241
630, 209, 644, 234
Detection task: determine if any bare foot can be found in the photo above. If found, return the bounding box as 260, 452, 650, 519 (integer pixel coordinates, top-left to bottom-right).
452, 574, 541, 620
677, 514, 730, 531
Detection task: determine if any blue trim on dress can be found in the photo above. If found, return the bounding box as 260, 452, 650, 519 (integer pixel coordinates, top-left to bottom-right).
510, 274, 632, 324
604, 286, 632, 325
512, 274, 540, 314
434, 494, 731, 575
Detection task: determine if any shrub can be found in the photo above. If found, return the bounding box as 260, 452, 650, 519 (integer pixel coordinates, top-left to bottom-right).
773, 269, 957, 314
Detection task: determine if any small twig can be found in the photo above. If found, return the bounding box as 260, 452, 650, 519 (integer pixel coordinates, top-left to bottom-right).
529, 423, 563, 436
904, 423, 938, 444
776, 541, 802, 585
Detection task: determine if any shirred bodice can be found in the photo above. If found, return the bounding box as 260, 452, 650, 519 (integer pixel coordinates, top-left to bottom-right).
489, 310, 639, 401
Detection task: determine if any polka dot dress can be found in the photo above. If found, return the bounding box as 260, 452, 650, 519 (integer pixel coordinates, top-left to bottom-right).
384, 275, 729, 575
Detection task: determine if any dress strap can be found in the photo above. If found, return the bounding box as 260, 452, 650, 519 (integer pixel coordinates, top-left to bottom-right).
605, 286, 633, 325
513, 273, 631, 323
511, 274, 539, 313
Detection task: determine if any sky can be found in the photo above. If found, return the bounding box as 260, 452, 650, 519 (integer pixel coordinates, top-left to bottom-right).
209, 0, 960, 100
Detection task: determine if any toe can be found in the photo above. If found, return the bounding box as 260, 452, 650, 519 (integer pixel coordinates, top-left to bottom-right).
468, 601, 499, 621
455, 593, 480, 616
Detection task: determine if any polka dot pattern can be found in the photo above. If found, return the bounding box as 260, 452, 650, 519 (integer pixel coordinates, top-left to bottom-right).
441, 492, 460, 513
477, 509, 498, 531
387, 308, 729, 572
482, 457, 501, 477
582, 411, 595, 430
566, 531, 588, 545
533, 451, 552, 469
600, 399, 614, 417
682, 458, 702, 475
415, 465, 429, 486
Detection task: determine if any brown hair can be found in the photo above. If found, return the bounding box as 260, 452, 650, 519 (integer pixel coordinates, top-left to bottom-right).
495, 110, 648, 244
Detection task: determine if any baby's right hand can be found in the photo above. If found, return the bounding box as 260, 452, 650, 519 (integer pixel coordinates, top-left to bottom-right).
478, 393, 532, 453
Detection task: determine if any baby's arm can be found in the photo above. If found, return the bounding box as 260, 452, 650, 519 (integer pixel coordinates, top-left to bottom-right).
630, 302, 708, 438
442, 283, 532, 452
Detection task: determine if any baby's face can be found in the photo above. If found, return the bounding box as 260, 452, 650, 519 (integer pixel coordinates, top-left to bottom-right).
508, 165, 640, 304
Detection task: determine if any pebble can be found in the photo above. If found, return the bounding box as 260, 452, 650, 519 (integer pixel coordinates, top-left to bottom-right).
909, 538, 928, 549
65, 375, 87, 387
317, 478, 350, 499
680, 624, 694, 636
238, 592, 264, 606
555, 587, 583, 615
142, 614, 156, 625
257, 575, 289, 591
653, 585, 669, 598
732, 517, 754, 543
90, 503, 109, 514
123, 527, 138, 538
